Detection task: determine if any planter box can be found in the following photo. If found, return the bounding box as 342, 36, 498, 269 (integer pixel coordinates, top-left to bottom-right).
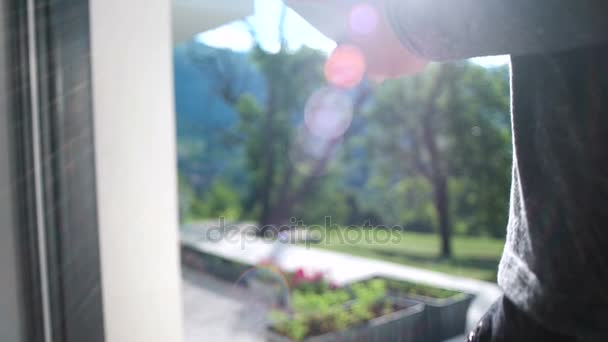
266, 298, 426, 342
402, 291, 473, 342
360, 277, 474, 342
181, 245, 249, 283
247, 278, 289, 307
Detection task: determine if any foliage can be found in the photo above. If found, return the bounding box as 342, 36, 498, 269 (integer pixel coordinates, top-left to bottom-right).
186, 181, 242, 221
178, 173, 196, 222
176, 39, 512, 259
292, 178, 351, 225
175, 41, 265, 198
269, 311, 309, 342
447, 65, 512, 237
370, 278, 462, 299
235, 45, 356, 226
269, 279, 394, 341
361, 62, 511, 256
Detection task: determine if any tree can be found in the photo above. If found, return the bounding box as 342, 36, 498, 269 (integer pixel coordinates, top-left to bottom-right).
236, 49, 371, 227
178, 4, 511, 248
235, 45, 326, 225
232, 5, 372, 228
446, 65, 511, 238
175, 40, 266, 201
366, 62, 510, 257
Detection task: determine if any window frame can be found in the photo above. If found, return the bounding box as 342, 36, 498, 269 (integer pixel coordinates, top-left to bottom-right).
5, 0, 105, 341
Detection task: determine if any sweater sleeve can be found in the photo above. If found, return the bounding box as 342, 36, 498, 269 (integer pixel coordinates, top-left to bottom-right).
385, 0, 608, 60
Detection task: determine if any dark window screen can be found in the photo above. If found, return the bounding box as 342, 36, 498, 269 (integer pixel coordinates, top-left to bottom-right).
4, 0, 105, 341
1, 0, 27, 341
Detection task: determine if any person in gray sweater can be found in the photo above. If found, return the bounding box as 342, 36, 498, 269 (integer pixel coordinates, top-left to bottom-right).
287, 0, 608, 340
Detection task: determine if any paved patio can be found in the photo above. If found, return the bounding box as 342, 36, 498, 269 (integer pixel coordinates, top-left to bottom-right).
182, 268, 265, 342
181, 222, 502, 341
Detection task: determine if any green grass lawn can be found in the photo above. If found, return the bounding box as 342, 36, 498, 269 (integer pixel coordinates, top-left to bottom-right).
305, 228, 505, 282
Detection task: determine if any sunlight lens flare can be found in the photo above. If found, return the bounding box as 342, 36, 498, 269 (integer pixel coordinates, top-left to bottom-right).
324, 44, 366, 89
289, 126, 342, 178
304, 87, 354, 140
349, 3, 379, 35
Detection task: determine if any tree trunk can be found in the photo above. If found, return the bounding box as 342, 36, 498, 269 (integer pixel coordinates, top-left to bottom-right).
421, 67, 452, 258
259, 92, 276, 227
433, 176, 452, 258
266, 137, 340, 225
259, 5, 288, 228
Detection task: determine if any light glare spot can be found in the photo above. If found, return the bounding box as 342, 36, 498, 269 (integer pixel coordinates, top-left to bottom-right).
324, 44, 366, 89
304, 87, 354, 140
289, 126, 342, 178
349, 4, 379, 35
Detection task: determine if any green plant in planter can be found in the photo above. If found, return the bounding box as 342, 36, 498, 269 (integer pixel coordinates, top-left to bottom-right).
269, 311, 309, 342
271, 289, 352, 341
269, 279, 395, 341
349, 279, 387, 322
291, 279, 330, 294
291, 288, 351, 316
383, 279, 462, 299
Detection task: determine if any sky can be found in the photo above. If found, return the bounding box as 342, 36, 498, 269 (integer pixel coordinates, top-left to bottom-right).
197, 0, 509, 67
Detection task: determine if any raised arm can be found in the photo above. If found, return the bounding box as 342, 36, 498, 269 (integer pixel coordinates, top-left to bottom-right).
385, 0, 608, 60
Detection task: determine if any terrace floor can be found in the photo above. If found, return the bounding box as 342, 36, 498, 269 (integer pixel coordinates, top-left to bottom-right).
182, 268, 265, 342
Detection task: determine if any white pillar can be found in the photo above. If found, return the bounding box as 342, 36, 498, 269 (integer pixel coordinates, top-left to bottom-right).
89, 1, 184, 341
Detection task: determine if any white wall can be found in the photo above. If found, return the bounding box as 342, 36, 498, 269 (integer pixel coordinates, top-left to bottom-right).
89, 1, 184, 341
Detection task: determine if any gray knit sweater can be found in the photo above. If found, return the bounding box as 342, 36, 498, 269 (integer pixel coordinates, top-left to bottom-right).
385, 0, 608, 339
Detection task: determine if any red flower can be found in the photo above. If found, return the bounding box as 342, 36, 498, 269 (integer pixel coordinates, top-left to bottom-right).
311, 271, 324, 282
290, 268, 330, 288
291, 268, 307, 286
294, 268, 306, 278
